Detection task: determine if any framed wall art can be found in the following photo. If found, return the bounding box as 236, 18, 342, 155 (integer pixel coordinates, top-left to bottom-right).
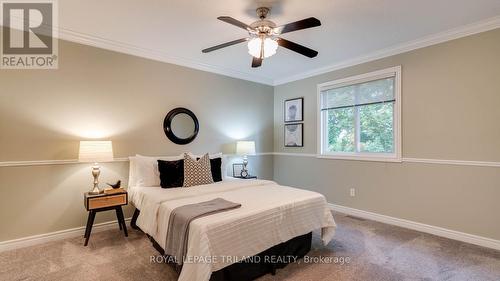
284, 97, 303, 122
284, 123, 303, 147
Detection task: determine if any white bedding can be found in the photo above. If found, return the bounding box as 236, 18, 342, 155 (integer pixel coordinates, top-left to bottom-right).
129, 179, 336, 281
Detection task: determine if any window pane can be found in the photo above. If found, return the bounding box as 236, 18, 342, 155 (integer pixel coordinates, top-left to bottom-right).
327, 108, 355, 152
359, 103, 394, 153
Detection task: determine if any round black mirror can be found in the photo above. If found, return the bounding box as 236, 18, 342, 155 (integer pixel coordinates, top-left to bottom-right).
163, 108, 199, 145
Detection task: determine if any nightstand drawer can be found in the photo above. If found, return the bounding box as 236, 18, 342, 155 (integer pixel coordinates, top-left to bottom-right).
88, 194, 126, 209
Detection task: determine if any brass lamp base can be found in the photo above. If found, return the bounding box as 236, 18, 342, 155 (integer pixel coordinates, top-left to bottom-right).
89, 163, 103, 194
88, 187, 102, 195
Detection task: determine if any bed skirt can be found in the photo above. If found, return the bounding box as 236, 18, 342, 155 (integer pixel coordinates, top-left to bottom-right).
131, 208, 312, 281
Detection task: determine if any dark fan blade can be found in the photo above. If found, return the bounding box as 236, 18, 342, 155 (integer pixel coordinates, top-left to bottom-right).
251, 57, 262, 68
275, 17, 321, 34
217, 16, 252, 31
277, 38, 318, 58
202, 38, 248, 53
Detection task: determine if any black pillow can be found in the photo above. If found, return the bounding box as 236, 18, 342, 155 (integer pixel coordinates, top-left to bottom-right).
210, 157, 223, 182
157, 159, 184, 188
196, 157, 223, 182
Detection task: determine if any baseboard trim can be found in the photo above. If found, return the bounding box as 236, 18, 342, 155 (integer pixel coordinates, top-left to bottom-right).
0, 218, 131, 252
2, 206, 499, 253
329, 203, 500, 251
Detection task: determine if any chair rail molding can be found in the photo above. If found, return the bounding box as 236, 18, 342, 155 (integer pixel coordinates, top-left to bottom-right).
272, 153, 500, 168
0, 153, 274, 167
2, 153, 500, 168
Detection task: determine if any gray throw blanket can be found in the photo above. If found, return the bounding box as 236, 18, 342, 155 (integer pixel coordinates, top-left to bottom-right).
165, 198, 242, 266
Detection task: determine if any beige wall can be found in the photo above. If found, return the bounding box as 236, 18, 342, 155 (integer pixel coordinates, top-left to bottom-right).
2, 28, 499, 244
273, 29, 500, 240
0, 40, 274, 242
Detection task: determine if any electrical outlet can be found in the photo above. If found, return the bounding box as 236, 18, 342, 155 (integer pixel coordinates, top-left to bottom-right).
350, 188, 356, 197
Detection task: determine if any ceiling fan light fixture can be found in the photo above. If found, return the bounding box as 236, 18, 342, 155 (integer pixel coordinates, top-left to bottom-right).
247, 37, 278, 59
203, 9, 321, 67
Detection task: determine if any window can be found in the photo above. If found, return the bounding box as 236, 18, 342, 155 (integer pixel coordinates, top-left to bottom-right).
317, 66, 401, 161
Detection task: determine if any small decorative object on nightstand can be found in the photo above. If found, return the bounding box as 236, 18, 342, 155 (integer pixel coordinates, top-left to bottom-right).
83, 188, 128, 246
107, 180, 121, 189
78, 141, 114, 195
236, 141, 256, 178
232, 164, 257, 179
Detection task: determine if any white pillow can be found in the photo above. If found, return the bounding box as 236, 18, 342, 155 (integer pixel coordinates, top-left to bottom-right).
129, 154, 183, 187
128, 156, 138, 188
187, 152, 227, 179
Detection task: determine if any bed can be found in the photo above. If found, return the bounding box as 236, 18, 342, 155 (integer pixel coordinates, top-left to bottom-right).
128, 178, 336, 281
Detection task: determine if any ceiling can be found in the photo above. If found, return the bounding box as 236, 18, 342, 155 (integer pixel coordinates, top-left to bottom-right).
57, 0, 500, 85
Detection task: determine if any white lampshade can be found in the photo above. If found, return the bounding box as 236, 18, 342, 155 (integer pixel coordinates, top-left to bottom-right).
247, 37, 278, 58
236, 141, 256, 156
78, 141, 114, 163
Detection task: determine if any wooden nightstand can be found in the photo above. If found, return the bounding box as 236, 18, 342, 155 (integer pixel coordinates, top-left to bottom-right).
83, 190, 128, 246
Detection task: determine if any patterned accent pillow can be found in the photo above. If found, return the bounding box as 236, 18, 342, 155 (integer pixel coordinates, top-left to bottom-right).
196, 157, 222, 182
183, 153, 214, 187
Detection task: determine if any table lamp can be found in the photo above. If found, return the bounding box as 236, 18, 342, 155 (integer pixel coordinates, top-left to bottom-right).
236, 141, 256, 178
78, 141, 114, 194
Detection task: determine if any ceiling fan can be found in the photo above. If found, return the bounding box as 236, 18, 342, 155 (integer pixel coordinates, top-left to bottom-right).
202, 7, 321, 68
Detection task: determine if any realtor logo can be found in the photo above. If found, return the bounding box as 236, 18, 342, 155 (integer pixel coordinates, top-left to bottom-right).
1, 0, 58, 69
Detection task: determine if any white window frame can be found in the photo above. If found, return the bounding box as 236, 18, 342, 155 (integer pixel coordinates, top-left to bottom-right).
316, 66, 402, 162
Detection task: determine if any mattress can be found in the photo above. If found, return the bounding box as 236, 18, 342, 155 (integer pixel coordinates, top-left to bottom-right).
128, 179, 336, 281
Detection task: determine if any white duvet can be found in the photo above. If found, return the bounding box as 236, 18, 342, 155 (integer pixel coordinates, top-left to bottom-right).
129, 179, 336, 281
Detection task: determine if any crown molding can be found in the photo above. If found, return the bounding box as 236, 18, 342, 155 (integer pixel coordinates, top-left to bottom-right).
273, 16, 500, 85
3, 16, 500, 87
3, 15, 273, 85
53, 28, 275, 86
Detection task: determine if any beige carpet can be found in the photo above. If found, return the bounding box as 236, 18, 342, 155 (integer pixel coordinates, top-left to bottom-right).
1, 212, 500, 281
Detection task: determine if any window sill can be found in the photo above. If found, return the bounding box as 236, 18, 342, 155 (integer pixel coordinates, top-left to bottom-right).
316, 154, 402, 163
